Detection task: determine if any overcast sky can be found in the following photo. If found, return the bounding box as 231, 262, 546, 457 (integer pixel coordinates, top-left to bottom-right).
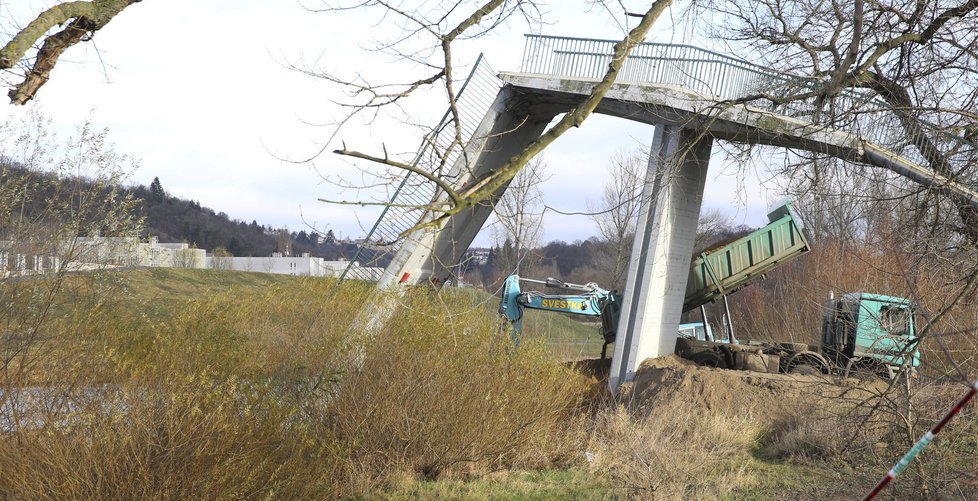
0, 0, 785, 247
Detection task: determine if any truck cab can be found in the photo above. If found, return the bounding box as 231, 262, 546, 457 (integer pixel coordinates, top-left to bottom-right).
678, 322, 713, 342
821, 293, 919, 377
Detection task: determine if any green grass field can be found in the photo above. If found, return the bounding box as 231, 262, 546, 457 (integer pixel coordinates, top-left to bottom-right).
106, 270, 606, 361
103, 267, 308, 317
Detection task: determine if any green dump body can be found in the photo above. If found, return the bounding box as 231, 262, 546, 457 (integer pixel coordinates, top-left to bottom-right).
683, 201, 810, 312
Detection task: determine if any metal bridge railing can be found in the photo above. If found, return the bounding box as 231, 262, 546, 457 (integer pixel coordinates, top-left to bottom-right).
521, 35, 788, 99
520, 34, 977, 186
339, 55, 504, 282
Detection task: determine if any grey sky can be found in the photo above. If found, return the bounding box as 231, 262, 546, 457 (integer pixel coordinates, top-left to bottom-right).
1, 1, 783, 247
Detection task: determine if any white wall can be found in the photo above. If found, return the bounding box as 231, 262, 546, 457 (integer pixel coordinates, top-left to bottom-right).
206, 255, 383, 280
1, 237, 206, 276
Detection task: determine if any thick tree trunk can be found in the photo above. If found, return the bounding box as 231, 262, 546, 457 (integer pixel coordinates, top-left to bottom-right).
0, 0, 141, 104
860, 72, 978, 245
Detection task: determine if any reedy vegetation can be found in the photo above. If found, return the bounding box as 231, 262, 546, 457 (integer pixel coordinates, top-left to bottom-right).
0, 274, 589, 499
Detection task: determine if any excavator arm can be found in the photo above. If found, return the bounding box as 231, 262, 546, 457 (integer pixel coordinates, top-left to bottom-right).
498, 274, 621, 354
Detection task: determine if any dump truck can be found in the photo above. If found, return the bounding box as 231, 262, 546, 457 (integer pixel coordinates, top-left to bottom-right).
675, 291, 919, 378
499, 200, 920, 378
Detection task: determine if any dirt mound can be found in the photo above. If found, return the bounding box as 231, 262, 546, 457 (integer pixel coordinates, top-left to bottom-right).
567, 358, 612, 380
609, 355, 843, 420
569, 355, 880, 421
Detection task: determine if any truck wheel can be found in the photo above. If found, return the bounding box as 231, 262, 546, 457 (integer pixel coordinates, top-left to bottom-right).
691, 350, 728, 369
788, 363, 820, 376
845, 358, 886, 381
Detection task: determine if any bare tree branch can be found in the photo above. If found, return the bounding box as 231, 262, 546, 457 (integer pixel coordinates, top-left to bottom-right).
333, 146, 464, 208
0, 0, 141, 105
406, 1, 673, 233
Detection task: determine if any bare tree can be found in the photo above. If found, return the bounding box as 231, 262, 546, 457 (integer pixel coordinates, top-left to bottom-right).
0, 0, 141, 104
588, 149, 644, 289
694, 208, 752, 251
699, 0, 978, 350
1, 1, 673, 226
778, 157, 904, 249
210, 247, 233, 270
491, 157, 547, 274
310, 1, 676, 234
171, 247, 203, 269
697, 0, 978, 244
695, 4, 978, 494
0, 111, 142, 429
275, 229, 292, 257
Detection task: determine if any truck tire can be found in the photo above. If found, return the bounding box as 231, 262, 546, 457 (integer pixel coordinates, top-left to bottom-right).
846, 358, 890, 381
690, 350, 728, 369
788, 363, 820, 376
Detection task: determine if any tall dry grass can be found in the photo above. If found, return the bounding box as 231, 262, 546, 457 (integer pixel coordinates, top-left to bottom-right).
585, 401, 759, 500
0, 375, 344, 499
330, 292, 585, 494
0, 275, 587, 499
724, 237, 978, 498
6, 234, 977, 499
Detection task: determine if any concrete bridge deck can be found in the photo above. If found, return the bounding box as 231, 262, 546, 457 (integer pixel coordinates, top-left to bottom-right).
499, 71, 978, 203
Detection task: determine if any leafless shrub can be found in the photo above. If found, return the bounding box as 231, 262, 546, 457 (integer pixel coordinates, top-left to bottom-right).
0, 276, 588, 499
0, 376, 341, 499
329, 290, 587, 492
0, 111, 142, 431
759, 382, 886, 462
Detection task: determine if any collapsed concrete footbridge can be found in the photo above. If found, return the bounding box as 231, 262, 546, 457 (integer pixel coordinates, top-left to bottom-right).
341, 35, 978, 390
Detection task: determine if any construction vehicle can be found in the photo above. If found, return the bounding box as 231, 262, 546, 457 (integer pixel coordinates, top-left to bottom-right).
499, 275, 621, 356
678, 322, 714, 342
673, 291, 920, 378
499, 199, 810, 356
498, 200, 920, 378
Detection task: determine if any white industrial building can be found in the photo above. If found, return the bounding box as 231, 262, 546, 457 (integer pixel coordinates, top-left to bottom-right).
75, 236, 206, 268
1, 236, 206, 277
1, 235, 381, 281
206, 252, 383, 280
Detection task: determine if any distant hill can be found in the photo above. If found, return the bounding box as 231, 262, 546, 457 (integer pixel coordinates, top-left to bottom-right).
0, 163, 374, 260
135, 177, 278, 257
139, 177, 376, 261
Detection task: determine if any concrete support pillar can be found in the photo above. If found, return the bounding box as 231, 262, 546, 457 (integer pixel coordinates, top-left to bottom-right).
378, 86, 556, 288
609, 125, 712, 391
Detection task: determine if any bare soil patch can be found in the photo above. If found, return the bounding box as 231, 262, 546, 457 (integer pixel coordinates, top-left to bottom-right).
575, 355, 885, 422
